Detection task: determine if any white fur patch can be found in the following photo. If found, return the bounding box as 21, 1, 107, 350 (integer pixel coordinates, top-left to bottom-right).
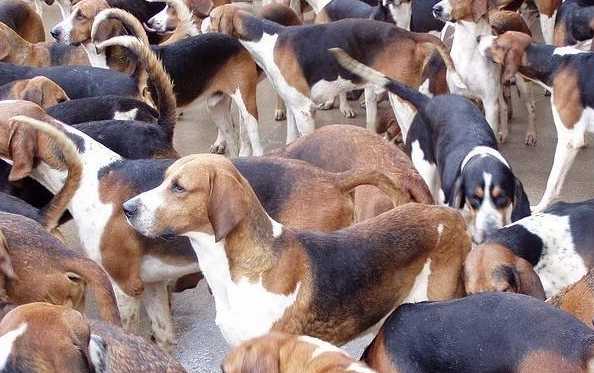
347, 362, 377, 373
148, 5, 169, 32
388, 2, 411, 30
113, 108, 139, 120
140, 255, 199, 283
83, 44, 108, 69
471, 172, 512, 243
402, 258, 431, 303
270, 218, 283, 238
552, 46, 588, 56
89, 335, 107, 373
410, 140, 442, 203
460, 146, 509, 170
0, 323, 27, 370
512, 212, 587, 296
186, 232, 301, 346
298, 335, 347, 359
310, 78, 357, 106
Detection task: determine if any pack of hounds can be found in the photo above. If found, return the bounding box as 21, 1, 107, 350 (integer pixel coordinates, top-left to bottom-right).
0, 0, 592, 370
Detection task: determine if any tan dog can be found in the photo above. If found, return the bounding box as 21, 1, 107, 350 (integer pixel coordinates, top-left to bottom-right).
124, 154, 470, 346
0, 77, 70, 109
0, 22, 89, 67
547, 269, 594, 329
0, 0, 45, 43
223, 332, 376, 373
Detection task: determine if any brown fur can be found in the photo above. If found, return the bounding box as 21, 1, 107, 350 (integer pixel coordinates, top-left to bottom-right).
464, 243, 546, 299
534, 0, 562, 17
258, 3, 302, 27
362, 328, 399, 373
157, 0, 200, 45
0, 22, 89, 67
489, 9, 532, 36
552, 66, 583, 129
483, 30, 532, 83
223, 332, 375, 373
0, 76, 70, 109
547, 270, 594, 329
517, 350, 586, 373
0, 0, 45, 43
65, 0, 111, 45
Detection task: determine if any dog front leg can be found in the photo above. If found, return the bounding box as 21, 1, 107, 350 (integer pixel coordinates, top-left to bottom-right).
113, 284, 142, 334
483, 96, 502, 142
231, 87, 263, 156
143, 282, 175, 353
498, 93, 509, 143
274, 94, 287, 121
516, 77, 537, 146
365, 88, 378, 132
388, 93, 416, 143
207, 95, 238, 157
338, 92, 356, 118
286, 108, 298, 144
293, 107, 316, 137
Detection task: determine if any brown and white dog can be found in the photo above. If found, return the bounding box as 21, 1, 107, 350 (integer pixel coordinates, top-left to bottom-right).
478, 31, 594, 211
123, 154, 470, 346
223, 332, 376, 373
0, 76, 69, 110
547, 269, 594, 329
210, 4, 464, 143
0, 22, 89, 67
144, 0, 200, 44
0, 0, 45, 43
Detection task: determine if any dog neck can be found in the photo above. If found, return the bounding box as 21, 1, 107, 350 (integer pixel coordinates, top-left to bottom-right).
234, 14, 285, 42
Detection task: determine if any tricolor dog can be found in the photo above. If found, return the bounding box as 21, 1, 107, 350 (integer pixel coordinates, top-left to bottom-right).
362, 293, 594, 373
465, 199, 594, 298
331, 49, 530, 243
554, 0, 594, 50
0, 76, 69, 109
0, 0, 45, 43
210, 4, 464, 142
547, 268, 594, 328
478, 31, 594, 211
123, 153, 470, 346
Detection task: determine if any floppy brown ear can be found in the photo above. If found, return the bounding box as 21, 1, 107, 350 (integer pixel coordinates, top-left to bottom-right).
93, 18, 123, 43
0, 229, 16, 281
193, 0, 214, 17
516, 257, 545, 300
207, 170, 249, 242
7, 123, 37, 182
502, 47, 521, 83
21, 84, 44, 107
472, 0, 488, 21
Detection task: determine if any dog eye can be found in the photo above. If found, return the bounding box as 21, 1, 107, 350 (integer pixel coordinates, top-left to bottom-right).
171, 181, 185, 193
76, 13, 86, 21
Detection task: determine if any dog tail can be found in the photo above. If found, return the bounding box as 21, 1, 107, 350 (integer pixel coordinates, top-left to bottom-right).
147, 0, 199, 44
329, 48, 430, 112
334, 168, 434, 206
92, 8, 150, 45
97, 36, 177, 142
7, 115, 82, 235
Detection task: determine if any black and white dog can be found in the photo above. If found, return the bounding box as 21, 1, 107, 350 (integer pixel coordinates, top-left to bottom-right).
331, 48, 530, 243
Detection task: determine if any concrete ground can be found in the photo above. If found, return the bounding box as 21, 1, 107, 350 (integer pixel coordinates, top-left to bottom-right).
36, 3, 594, 372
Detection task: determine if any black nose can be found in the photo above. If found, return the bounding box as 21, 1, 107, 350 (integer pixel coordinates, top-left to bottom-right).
50, 29, 60, 40
432, 5, 443, 16
122, 201, 138, 219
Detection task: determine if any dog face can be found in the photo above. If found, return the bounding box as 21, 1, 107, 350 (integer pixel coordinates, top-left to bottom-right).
452, 156, 524, 244
17, 77, 70, 109
479, 31, 532, 83
146, 5, 177, 34
51, 0, 109, 45
123, 154, 249, 242
0, 303, 107, 373
432, 0, 488, 22
464, 243, 545, 299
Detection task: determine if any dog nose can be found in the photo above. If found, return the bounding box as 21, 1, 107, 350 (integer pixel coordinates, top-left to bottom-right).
122, 201, 138, 219
432, 4, 443, 17
50, 28, 60, 40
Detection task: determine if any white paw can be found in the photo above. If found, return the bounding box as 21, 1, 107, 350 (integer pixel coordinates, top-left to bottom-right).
525, 132, 537, 146
274, 109, 286, 121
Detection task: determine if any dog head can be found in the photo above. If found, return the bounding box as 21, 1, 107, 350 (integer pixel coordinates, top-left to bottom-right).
0, 302, 107, 372
464, 243, 545, 299
123, 154, 250, 242
51, 0, 110, 45
432, 0, 512, 22
146, 4, 177, 34
478, 31, 532, 83
11, 77, 70, 109
450, 149, 527, 244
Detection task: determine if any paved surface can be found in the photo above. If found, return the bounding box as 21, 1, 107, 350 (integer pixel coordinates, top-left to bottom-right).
37, 4, 594, 372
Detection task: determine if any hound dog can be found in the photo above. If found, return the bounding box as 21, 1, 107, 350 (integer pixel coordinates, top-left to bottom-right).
47, 95, 159, 124
547, 268, 594, 328
0, 22, 90, 67
0, 0, 45, 43
331, 49, 530, 243
123, 153, 470, 346
145, 0, 200, 46
0, 302, 186, 373
465, 198, 594, 298
362, 293, 594, 373
223, 332, 376, 373
0, 76, 69, 109
478, 31, 594, 211
554, 0, 594, 50
432, 0, 510, 142
210, 4, 464, 142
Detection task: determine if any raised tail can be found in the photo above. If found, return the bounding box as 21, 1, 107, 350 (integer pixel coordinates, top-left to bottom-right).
97, 36, 177, 142
329, 47, 431, 112
334, 168, 434, 206
8, 115, 82, 235
92, 8, 150, 45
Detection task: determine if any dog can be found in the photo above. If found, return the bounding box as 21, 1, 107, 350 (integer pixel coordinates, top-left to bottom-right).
145, 0, 200, 45
123, 153, 470, 346
0, 76, 70, 109
209, 4, 464, 143
0, 0, 45, 43
331, 48, 531, 243
362, 293, 594, 373
433, 0, 512, 142
554, 0, 594, 50
0, 303, 108, 373
547, 268, 594, 328
465, 198, 594, 298
478, 31, 594, 211
47, 95, 159, 124
223, 332, 376, 373
0, 22, 89, 67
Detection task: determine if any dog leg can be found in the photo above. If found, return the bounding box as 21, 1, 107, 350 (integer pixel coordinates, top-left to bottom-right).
503, 82, 513, 121
338, 93, 356, 118
318, 97, 335, 110
211, 129, 227, 155
286, 108, 298, 144
516, 77, 537, 146
113, 284, 142, 334
293, 108, 316, 137
365, 88, 378, 132
143, 282, 175, 353
274, 94, 287, 121
538, 10, 557, 45
498, 93, 509, 143
231, 87, 263, 156
207, 95, 237, 157
483, 96, 502, 142
389, 93, 416, 143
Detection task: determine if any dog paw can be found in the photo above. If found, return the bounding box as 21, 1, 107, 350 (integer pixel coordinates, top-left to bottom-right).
318, 100, 334, 110
340, 107, 356, 118
209, 143, 226, 154
274, 109, 286, 121
524, 133, 537, 147
498, 131, 509, 144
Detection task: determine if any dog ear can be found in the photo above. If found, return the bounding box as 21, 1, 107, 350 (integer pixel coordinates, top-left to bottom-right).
7, 123, 36, 182
502, 46, 521, 83
450, 176, 465, 209
472, 0, 488, 21
93, 18, 122, 43
207, 170, 249, 242
515, 257, 545, 300
511, 177, 531, 219
21, 83, 44, 107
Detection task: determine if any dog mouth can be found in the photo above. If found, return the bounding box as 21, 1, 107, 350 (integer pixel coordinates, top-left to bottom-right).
144, 22, 175, 35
